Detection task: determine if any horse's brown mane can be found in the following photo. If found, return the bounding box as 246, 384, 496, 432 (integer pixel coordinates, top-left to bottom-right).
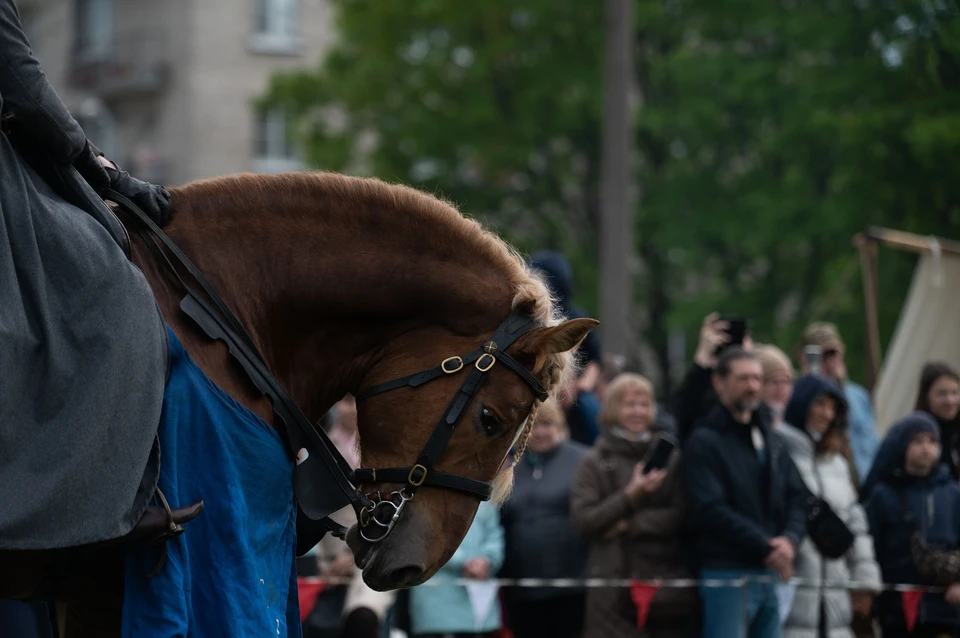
169, 172, 576, 502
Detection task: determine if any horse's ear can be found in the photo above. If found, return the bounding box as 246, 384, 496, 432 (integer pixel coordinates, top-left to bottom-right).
515, 318, 600, 357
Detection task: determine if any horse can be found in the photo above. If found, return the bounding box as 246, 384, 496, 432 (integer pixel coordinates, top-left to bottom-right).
1, 171, 596, 637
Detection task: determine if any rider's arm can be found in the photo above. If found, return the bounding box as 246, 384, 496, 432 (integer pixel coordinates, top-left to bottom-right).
0, 0, 87, 162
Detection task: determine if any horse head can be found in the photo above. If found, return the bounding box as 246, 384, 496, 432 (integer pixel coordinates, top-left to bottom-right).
348, 310, 596, 590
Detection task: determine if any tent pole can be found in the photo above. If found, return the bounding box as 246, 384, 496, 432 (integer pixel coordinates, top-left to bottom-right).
854, 233, 882, 393
865, 226, 960, 256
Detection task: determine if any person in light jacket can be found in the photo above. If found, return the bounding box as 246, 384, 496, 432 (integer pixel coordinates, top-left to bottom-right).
408, 500, 505, 638
780, 375, 882, 638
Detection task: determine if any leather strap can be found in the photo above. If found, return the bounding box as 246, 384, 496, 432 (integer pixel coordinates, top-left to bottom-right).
352, 468, 492, 500
356, 351, 485, 403
494, 350, 548, 402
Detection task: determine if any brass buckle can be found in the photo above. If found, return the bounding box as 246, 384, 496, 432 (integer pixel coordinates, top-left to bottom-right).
476, 353, 496, 372
441, 356, 464, 374
408, 464, 428, 487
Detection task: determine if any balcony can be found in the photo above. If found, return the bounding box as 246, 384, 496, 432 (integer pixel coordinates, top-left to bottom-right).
69, 31, 170, 99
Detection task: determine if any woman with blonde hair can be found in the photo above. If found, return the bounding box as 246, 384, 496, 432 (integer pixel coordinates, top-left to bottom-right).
571, 374, 699, 638
754, 344, 795, 428
500, 399, 590, 638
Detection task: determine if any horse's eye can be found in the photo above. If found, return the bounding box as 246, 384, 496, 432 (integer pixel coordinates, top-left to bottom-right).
479, 407, 502, 435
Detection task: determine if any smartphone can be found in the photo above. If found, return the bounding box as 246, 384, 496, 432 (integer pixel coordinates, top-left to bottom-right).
805, 344, 823, 376
715, 315, 748, 355
721, 316, 748, 346
643, 433, 679, 474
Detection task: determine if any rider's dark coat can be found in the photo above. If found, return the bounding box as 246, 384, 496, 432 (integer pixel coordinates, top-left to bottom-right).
0, 0, 167, 548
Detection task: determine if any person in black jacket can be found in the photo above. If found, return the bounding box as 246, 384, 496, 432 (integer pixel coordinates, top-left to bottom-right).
684, 348, 808, 638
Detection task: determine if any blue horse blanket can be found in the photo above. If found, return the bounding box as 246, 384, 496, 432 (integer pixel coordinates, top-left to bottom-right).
122, 327, 301, 638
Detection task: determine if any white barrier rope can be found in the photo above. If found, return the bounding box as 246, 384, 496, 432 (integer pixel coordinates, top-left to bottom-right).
297, 575, 947, 594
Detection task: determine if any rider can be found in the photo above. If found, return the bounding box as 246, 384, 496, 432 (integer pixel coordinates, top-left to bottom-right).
1, 0, 180, 565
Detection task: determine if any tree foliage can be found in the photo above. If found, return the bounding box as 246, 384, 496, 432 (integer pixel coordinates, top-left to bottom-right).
265, 0, 960, 394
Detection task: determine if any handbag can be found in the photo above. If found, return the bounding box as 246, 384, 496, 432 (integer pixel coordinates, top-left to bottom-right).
804, 490, 855, 560
897, 489, 960, 586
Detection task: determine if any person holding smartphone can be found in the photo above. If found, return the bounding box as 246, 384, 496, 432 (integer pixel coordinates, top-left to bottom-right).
684, 348, 809, 638
671, 312, 764, 443
571, 374, 699, 638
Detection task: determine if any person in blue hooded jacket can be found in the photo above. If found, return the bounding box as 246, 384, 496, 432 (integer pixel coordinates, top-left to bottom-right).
530, 251, 603, 445
863, 413, 960, 638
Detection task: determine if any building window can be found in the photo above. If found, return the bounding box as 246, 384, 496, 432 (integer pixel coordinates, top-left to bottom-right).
249, 0, 302, 55
252, 109, 303, 173
75, 0, 114, 63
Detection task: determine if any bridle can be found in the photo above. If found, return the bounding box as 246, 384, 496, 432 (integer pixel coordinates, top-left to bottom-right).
107, 190, 548, 545
351, 308, 548, 542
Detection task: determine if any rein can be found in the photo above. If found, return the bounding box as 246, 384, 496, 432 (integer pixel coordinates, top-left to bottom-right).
110, 190, 547, 544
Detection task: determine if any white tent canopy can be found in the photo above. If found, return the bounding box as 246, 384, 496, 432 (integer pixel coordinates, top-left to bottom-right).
868, 233, 960, 436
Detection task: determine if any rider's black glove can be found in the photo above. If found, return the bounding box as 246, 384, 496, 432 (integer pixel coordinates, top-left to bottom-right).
103, 164, 172, 227
73, 140, 172, 227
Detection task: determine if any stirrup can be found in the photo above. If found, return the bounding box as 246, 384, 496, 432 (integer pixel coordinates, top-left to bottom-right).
131, 487, 204, 578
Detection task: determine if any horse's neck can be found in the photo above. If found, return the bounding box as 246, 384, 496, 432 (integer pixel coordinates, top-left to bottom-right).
126, 205, 511, 426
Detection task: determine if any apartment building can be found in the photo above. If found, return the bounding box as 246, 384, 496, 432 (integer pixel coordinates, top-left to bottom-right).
16, 0, 334, 185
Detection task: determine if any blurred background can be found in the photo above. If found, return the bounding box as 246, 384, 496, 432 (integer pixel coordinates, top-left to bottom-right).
19, 0, 960, 404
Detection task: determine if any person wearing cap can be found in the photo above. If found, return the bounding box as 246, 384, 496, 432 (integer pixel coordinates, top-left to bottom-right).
799, 322, 879, 482
863, 413, 960, 637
